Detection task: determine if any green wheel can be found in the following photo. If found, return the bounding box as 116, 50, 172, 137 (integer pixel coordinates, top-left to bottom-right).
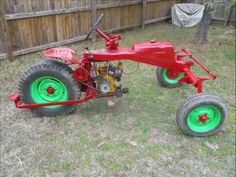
176, 93, 228, 137
156, 67, 184, 88
30, 76, 68, 108
19, 60, 80, 116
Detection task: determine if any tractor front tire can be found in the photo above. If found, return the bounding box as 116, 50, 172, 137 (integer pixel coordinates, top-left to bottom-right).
156, 67, 184, 88
176, 93, 228, 137
19, 60, 80, 116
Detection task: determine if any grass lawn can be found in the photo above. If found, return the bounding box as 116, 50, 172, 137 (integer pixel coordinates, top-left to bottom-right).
0, 21, 235, 177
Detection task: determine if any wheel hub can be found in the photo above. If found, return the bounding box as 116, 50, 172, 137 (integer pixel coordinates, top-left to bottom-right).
31, 76, 68, 108
47, 87, 55, 94
199, 114, 208, 123
187, 105, 222, 133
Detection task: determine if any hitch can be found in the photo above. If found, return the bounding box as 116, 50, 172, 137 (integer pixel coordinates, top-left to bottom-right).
180, 48, 217, 79
177, 49, 217, 93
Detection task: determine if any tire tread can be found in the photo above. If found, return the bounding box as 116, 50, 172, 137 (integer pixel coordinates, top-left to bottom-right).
176, 93, 228, 137
18, 59, 80, 117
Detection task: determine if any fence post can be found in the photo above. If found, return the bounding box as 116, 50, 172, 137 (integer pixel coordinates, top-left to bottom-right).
142, 0, 147, 29
0, 0, 14, 61
90, 0, 97, 42
224, 5, 233, 26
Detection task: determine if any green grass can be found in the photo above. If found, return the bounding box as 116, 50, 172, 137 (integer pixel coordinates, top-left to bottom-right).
0, 22, 235, 177
225, 48, 235, 60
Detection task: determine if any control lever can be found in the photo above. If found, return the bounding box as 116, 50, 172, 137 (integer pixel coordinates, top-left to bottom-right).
85, 46, 93, 59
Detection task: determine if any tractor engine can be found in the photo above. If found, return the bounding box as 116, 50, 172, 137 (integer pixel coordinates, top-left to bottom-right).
96, 62, 123, 94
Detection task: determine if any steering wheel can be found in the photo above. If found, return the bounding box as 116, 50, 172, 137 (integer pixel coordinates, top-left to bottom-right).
85, 14, 104, 40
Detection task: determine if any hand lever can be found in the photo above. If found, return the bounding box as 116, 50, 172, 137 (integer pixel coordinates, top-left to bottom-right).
85, 46, 93, 59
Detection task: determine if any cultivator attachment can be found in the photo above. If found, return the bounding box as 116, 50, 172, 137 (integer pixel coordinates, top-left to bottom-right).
176, 48, 217, 93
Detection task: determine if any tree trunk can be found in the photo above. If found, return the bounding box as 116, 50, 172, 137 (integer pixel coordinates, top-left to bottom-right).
195, 4, 213, 44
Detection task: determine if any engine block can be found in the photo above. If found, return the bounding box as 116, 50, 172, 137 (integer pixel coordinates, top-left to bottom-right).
96, 62, 123, 93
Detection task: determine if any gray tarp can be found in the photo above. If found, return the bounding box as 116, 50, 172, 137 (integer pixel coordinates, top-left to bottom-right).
172, 3, 205, 27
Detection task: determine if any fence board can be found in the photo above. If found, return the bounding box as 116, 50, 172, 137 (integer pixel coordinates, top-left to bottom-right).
212, 1, 235, 21
0, 1, 14, 61
4, 0, 90, 14
185, 0, 236, 22
146, 0, 175, 20
0, 0, 183, 59
0, 38, 3, 54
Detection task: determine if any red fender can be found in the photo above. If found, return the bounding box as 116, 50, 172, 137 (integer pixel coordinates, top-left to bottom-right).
43, 47, 78, 64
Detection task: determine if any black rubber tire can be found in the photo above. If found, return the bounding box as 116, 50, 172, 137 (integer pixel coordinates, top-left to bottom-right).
176, 93, 228, 137
32, 59, 70, 71
156, 67, 182, 88
18, 60, 80, 116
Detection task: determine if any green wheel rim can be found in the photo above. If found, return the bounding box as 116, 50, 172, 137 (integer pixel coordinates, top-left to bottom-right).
187, 105, 222, 133
162, 69, 184, 84
31, 76, 68, 108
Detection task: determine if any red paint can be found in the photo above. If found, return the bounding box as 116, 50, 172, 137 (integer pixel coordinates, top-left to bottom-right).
9, 87, 114, 109
167, 70, 180, 79
199, 114, 208, 123
95, 28, 110, 41
47, 87, 55, 94
73, 67, 89, 82
43, 48, 78, 64
9, 27, 217, 109
95, 29, 122, 50
84, 41, 182, 70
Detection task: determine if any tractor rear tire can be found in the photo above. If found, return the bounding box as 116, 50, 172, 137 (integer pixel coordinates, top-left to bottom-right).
176, 93, 228, 137
156, 67, 184, 88
31, 59, 70, 71
18, 60, 80, 116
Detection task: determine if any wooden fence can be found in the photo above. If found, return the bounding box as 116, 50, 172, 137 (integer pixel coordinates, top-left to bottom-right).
186, 0, 236, 22
0, 0, 183, 60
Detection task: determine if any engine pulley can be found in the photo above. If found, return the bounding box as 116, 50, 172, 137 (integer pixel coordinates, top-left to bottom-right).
100, 80, 110, 93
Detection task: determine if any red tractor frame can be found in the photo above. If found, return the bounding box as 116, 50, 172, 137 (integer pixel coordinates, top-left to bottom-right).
9, 14, 228, 137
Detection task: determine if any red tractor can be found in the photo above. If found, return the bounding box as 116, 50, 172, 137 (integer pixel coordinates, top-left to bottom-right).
10, 14, 228, 137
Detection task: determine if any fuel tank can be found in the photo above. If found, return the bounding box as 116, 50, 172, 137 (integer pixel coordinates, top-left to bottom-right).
132, 40, 176, 61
